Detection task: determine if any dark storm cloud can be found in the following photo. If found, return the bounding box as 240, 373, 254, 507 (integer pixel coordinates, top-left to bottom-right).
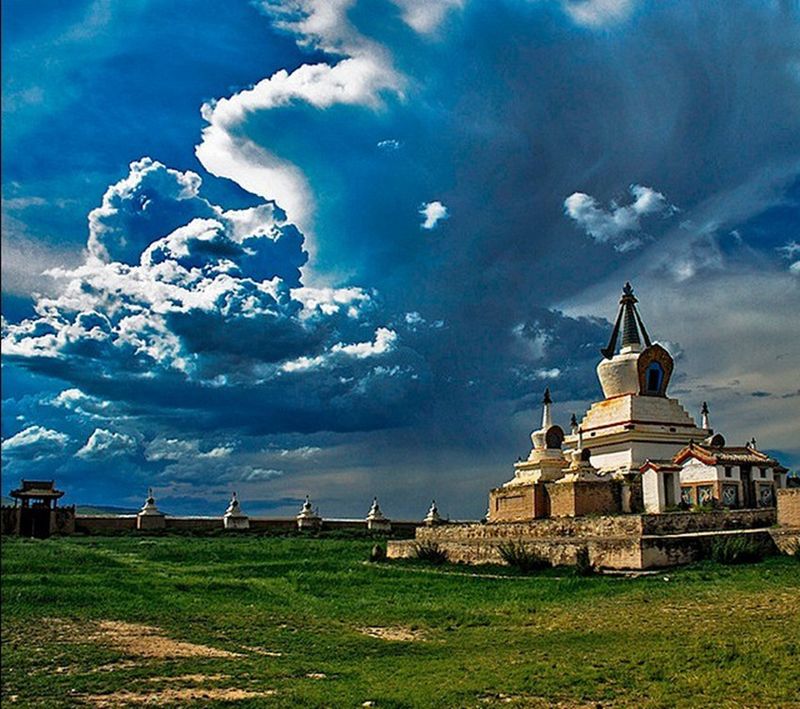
2, 158, 428, 437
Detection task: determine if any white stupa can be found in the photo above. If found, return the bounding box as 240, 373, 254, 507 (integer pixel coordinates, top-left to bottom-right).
366, 497, 391, 533
564, 283, 709, 477
137, 488, 166, 530
424, 500, 444, 526
296, 495, 321, 531
223, 491, 250, 530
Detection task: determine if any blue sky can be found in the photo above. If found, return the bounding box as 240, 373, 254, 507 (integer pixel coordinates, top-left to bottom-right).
3, 0, 799, 518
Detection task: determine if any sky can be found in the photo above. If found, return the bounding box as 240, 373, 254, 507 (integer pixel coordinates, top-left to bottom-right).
2, 0, 799, 519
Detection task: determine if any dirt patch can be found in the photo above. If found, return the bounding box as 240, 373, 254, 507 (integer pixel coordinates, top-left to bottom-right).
88, 620, 240, 659
144, 674, 230, 684
35, 619, 241, 660
84, 688, 276, 706
242, 645, 283, 656
359, 626, 427, 642
478, 695, 619, 708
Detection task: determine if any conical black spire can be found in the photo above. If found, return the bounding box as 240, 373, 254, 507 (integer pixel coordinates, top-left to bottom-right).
601, 282, 652, 359
542, 387, 552, 404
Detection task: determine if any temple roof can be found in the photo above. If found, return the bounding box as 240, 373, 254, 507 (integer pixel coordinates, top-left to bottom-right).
675, 442, 785, 469
10, 480, 64, 499
601, 282, 652, 359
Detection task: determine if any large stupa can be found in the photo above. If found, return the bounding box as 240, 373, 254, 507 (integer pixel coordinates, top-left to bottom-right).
563, 282, 709, 476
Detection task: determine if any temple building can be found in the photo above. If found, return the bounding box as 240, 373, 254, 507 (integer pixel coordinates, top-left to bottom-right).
642, 437, 788, 513
489, 283, 787, 521
2, 480, 75, 538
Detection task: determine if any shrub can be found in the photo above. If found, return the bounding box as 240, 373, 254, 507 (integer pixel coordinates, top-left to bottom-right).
709, 535, 764, 565
414, 541, 448, 565
497, 541, 551, 573
369, 544, 386, 562
574, 546, 595, 576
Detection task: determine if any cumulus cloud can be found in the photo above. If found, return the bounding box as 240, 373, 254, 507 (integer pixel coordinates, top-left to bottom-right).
2, 158, 423, 435
562, 0, 637, 27
391, 0, 463, 34
196, 0, 405, 227
564, 184, 676, 251
76, 428, 137, 459
2, 425, 71, 460
419, 201, 449, 230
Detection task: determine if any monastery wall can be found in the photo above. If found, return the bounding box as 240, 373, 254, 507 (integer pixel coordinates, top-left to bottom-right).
67, 514, 419, 536
776, 489, 800, 528
391, 508, 780, 569
75, 515, 137, 534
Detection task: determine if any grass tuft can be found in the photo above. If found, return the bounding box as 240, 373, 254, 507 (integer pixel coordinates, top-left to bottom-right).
709, 535, 765, 565
496, 541, 551, 573
413, 541, 448, 564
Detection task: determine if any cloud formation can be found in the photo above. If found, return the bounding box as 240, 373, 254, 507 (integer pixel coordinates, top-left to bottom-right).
2, 425, 71, 460
778, 241, 800, 275
419, 201, 449, 230
2, 158, 424, 435
76, 428, 137, 459
564, 184, 676, 252
563, 0, 636, 28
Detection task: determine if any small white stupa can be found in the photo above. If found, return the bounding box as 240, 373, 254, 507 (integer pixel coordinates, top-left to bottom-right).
366, 497, 391, 533
558, 428, 602, 484
424, 500, 444, 526
510, 388, 569, 484
296, 495, 321, 531
223, 491, 250, 530
137, 487, 166, 530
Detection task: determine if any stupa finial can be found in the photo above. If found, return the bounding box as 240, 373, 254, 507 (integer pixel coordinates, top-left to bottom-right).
701, 401, 710, 430
601, 282, 652, 359
541, 388, 553, 430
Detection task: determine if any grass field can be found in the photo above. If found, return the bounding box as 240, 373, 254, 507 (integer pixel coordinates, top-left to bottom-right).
2, 535, 799, 708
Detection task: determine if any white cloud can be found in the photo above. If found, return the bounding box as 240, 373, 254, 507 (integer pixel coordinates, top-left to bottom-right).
391, 0, 463, 34
50, 388, 114, 419
778, 241, 800, 275
377, 139, 401, 151
197, 1, 405, 228
281, 326, 398, 371
76, 428, 137, 459
332, 326, 397, 358
419, 201, 449, 230
2, 425, 71, 460
564, 184, 676, 251
240, 467, 284, 482
535, 368, 561, 379
562, 0, 636, 28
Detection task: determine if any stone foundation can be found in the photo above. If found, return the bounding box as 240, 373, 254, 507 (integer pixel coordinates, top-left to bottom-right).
387, 508, 777, 570
776, 488, 800, 528
489, 478, 622, 522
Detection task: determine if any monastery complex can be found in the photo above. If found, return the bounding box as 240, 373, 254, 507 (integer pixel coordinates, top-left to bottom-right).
489, 282, 788, 520
389, 283, 798, 568
2, 284, 798, 569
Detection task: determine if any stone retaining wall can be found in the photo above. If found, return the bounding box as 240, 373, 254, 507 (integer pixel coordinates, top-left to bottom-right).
776, 489, 800, 528
391, 508, 780, 570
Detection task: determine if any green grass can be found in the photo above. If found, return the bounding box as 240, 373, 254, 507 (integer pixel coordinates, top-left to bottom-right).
2, 536, 799, 708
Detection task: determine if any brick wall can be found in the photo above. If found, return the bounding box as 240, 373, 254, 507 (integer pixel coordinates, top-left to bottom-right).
389, 508, 780, 569
75, 515, 137, 534
488, 484, 546, 522
640, 508, 776, 535
777, 489, 800, 528
70, 514, 420, 536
